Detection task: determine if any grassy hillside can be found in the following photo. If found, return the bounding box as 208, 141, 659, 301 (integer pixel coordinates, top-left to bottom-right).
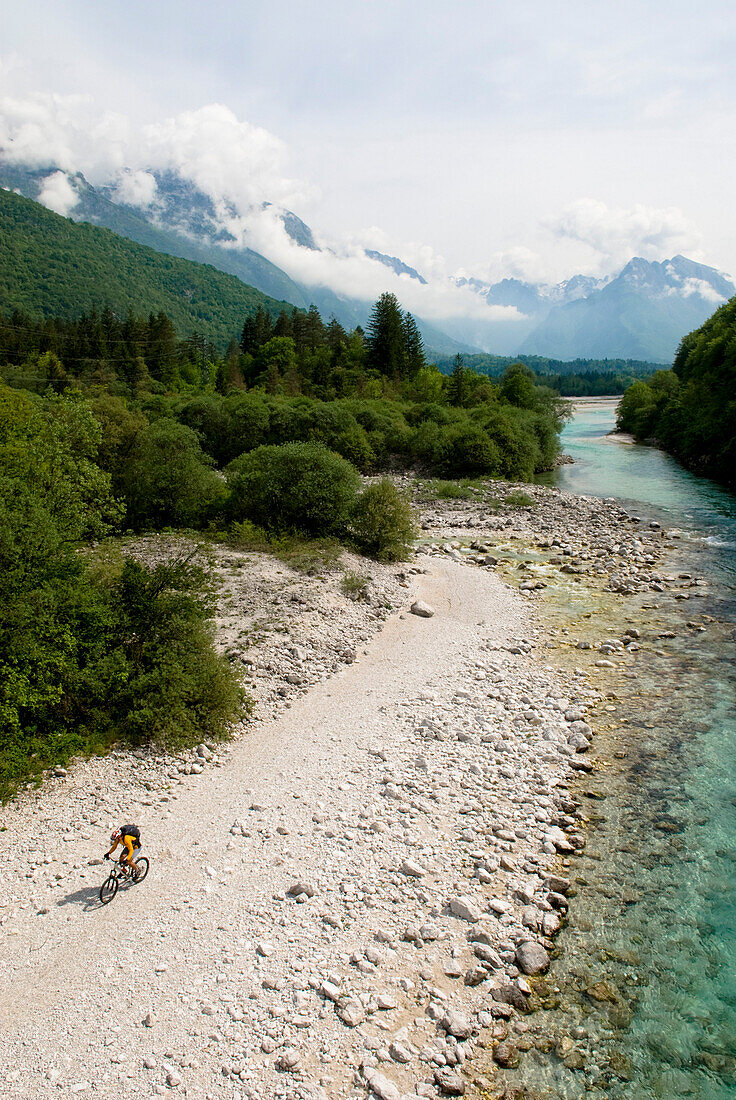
0, 188, 296, 346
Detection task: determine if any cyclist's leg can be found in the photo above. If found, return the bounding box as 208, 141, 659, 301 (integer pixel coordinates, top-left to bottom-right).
123, 836, 136, 870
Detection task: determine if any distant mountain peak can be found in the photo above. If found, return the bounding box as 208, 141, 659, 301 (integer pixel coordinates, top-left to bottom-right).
364, 249, 427, 284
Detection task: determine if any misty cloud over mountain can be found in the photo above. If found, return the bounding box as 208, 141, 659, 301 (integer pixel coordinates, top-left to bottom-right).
1, 95, 733, 361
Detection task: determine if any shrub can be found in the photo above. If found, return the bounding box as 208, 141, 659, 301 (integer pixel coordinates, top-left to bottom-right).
97, 558, 245, 748
226, 441, 361, 538
341, 570, 369, 600
438, 423, 502, 477
505, 490, 535, 507
350, 480, 416, 561
120, 418, 226, 530
418, 479, 474, 500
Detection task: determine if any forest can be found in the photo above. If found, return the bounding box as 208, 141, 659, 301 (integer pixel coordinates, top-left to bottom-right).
0, 289, 565, 797
616, 296, 736, 486
435, 351, 662, 392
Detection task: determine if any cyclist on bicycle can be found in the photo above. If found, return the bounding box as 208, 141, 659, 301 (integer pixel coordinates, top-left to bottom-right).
105, 824, 141, 873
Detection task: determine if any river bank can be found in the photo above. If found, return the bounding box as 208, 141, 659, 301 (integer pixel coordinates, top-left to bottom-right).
0, 476, 709, 1100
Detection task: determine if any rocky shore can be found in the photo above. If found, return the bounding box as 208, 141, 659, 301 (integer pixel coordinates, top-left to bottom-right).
0, 479, 704, 1100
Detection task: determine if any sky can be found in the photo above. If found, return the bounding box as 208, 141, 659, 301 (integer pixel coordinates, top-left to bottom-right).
2, 0, 735, 316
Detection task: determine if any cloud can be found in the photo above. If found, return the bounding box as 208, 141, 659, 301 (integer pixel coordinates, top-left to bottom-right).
0, 86, 711, 330
212, 201, 519, 322
112, 168, 157, 208
547, 198, 702, 271
670, 277, 726, 304
37, 170, 78, 215
140, 104, 311, 211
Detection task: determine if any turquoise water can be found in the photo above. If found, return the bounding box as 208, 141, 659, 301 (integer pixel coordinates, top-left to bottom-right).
514, 402, 736, 1098
555, 402, 736, 582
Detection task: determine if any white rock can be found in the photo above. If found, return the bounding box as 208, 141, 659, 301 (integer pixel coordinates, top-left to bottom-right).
365, 1069, 402, 1100
449, 896, 483, 922
399, 859, 426, 878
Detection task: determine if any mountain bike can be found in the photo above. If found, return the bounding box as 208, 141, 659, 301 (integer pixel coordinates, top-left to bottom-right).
99, 852, 150, 904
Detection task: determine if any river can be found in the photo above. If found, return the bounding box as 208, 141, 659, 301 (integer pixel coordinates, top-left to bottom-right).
512, 399, 736, 1098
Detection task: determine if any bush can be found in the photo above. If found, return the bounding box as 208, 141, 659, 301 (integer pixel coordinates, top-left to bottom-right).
95, 558, 245, 748
350, 480, 416, 561
226, 442, 361, 538
341, 570, 369, 600
438, 422, 502, 477
120, 418, 226, 530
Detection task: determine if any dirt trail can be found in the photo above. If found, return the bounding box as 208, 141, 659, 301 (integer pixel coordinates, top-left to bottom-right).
1, 555, 584, 1100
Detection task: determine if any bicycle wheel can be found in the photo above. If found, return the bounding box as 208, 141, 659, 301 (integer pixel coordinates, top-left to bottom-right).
100, 873, 119, 905
132, 857, 149, 884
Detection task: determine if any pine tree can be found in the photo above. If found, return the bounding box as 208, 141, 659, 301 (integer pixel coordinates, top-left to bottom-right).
240, 306, 273, 355
402, 312, 426, 377
273, 310, 294, 339
304, 305, 325, 350
367, 292, 407, 378
326, 317, 347, 363
447, 354, 469, 407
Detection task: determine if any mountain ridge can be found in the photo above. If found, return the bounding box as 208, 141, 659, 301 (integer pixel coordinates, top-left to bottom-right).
0, 161, 475, 357
2, 159, 733, 362
0, 187, 298, 346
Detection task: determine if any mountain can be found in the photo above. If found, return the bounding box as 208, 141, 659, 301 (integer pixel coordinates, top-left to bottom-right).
0, 161, 475, 357
0, 188, 297, 346
519, 256, 735, 362
452, 259, 734, 362
0, 163, 310, 307
4, 160, 729, 362
365, 250, 427, 284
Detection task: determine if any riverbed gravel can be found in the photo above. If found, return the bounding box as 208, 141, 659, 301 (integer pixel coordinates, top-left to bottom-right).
0, 480, 704, 1100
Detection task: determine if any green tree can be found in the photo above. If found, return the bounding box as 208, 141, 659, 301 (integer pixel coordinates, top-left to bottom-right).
0, 387, 122, 541
447, 354, 470, 407
367, 292, 408, 378
499, 362, 538, 408
240, 306, 273, 355
350, 480, 416, 561
402, 312, 426, 376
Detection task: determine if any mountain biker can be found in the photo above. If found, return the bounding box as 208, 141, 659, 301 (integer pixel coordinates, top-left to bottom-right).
105, 824, 141, 874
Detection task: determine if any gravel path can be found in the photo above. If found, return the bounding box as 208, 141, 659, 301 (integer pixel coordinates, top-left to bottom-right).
0, 552, 594, 1100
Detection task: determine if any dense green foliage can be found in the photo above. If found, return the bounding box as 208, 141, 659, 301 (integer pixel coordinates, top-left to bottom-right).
0, 386, 243, 799
616, 297, 736, 486
542, 370, 652, 396
0, 189, 295, 347
349, 481, 416, 562
225, 445, 415, 560
226, 443, 361, 538
435, 352, 663, 382
0, 294, 566, 479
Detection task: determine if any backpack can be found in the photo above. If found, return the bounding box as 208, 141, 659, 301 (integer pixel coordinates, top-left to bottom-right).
121, 824, 141, 844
